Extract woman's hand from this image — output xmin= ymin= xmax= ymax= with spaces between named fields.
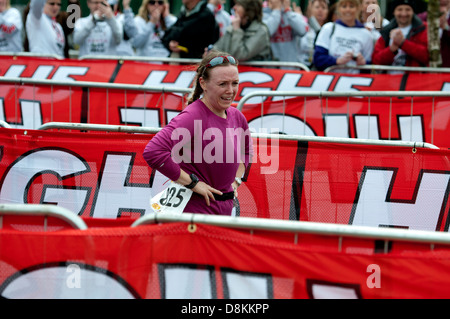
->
xmin=122 ymin=0 xmax=131 ymax=10
xmin=336 ymin=51 xmax=353 ymax=65
xmin=231 ymin=14 xmax=241 ymax=30
xmin=97 ymin=0 xmax=114 ymax=19
xmin=192 ymin=181 xmax=222 ymax=206
xmin=169 ymin=40 xmax=181 ymax=52
xmin=354 ymin=52 xmax=366 ymax=65
xmin=150 ymin=6 xmax=162 ymax=24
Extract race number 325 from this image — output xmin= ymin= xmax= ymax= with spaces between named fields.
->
xmin=150 ymin=182 xmax=193 ymax=214
xmin=160 ymin=186 xmax=187 ymax=208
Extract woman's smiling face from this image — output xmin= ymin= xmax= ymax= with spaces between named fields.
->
xmin=200 ymin=64 xmax=239 ymax=116
xmin=338 ymin=0 xmax=359 ymax=25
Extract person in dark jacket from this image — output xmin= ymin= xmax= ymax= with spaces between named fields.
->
xmin=372 ymin=0 xmax=429 ymax=68
xmin=162 ymin=0 xmax=220 ymax=58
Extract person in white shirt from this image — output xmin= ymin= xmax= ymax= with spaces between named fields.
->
xmin=26 ymin=0 xmax=65 ymax=57
xmin=73 ymin=0 xmax=123 ymax=58
xmin=297 ymin=0 xmax=329 ymax=68
xmin=207 ymin=0 xmax=231 ymax=37
xmin=263 ymin=0 xmax=308 ymax=62
xmin=313 ymin=0 xmax=374 ymax=73
xmin=110 ymin=0 xmax=136 ymax=56
xmin=0 ymin=0 xmax=23 ymax=52
xmin=132 ymin=0 xmax=177 ymax=57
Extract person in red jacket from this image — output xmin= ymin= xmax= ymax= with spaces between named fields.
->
xmin=372 ymin=0 xmax=429 ymax=69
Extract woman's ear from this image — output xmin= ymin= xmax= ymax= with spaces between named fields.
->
xmin=199 ymin=77 xmax=206 ymax=91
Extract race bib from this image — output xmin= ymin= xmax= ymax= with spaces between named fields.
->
xmin=150 ymin=181 xmax=193 ymax=214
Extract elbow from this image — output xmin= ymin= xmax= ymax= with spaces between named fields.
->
xmin=143 ymin=144 xmax=159 ymax=168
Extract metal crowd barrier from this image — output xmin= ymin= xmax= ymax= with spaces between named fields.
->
xmin=0 ymin=120 xmax=11 ymax=128
xmin=3 ymin=52 xmax=450 ymax=74
xmin=0 ymin=204 xmax=88 ymax=230
xmin=0 ymin=77 xmax=191 ymax=127
xmin=79 ymin=55 xmax=311 ymax=71
xmin=236 ymin=90 xmax=450 ymax=145
xmin=0 ymin=52 xmax=64 ymax=60
xmin=132 ymin=212 xmax=450 ymax=252
xmin=38 ymin=122 xmax=161 ymax=134
xmin=36 ymin=122 xmax=438 ymax=150
xmin=2 ymin=201 xmax=450 ymax=252
xmin=0 ymin=77 xmax=447 ymax=145
xmin=236 ymin=90 xmax=450 ymax=110
xmin=324 ymin=64 xmax=450 ymax=73
xmin=6 ymin=52 xmax=450 ymax=73
xmin=0 ymin=77 xmax=192 ymax=95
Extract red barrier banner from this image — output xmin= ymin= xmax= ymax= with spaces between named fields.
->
xmin=0 ymin=56 xmax=449 ymax=148
xmin=1 ymin=220 xmax=450 ymax=299
xmin=0 ymin=83 xmax=449 ymax=148
xmin=0 ymin=128 xmax=448 ymax=231
xmin=1 ymin=55 xmax=450 ymax=92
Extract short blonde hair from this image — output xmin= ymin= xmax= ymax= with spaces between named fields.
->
xmin=337 ymin=0 xmax=361 ymax=7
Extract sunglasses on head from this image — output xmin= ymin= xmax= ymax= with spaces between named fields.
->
xmin=205 ymin=55 xmax=237 ymax=68
xmin=148 ymin=0 xmax=164 ymax=4
xmin=47 ymin=1 xmax=62 ymax=5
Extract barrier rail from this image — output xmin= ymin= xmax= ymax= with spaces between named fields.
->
xmin=3 ymin=52 xmax=450 ymax=74
xmin=36 ymin=122 xmax=438 ymax=150
xmin=324 ymin=64 xmax=450 ymax=73
xmin=0 ymin=77 xmax=192 ymax=95
xmin=236 ymin=90 xmax=450 ymax=145
xmin=132 ymin=212 xmax=450 ymax=252
xmin=0 ymin=120 xmax=11 ymax=128
xmin=38 ymin=122 xmax=162 ymax=134
xmin=0 ymin=77 xmax=192 ymax=128
xmin=2 ymin=200 xmax=450 ymax=251
xmin=1 ymin=77 xmax=448 ymax=146
xmin=79 ymin=55 xmax=311 ymax=71
xmin=0 ymin=204 xmax=88 ymax=230
xmin=0 ymin=52 xmax=63 ymax=60
xmin=237 ymin=90 xmax=450 ymax=110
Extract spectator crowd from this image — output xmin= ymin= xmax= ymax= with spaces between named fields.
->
xmin=0 ymin=0 xmax=449 ymax=69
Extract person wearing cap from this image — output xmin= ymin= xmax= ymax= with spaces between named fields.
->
xmin=0 ymin=0 xmax=23 ymax=52
xmin=73 ymin=0 xmax=123 ymax=58
xmin=25 ymin=0 xmax=65 ymax=57
xmin=211 ymin=0 xmax=272 ymax=61
xmin=313 ymin=0 xmax=374 ymax=73
xmin=143 ymin=50 xmax=253 ymax=216
xmin=372 ymin=0 xmax=429 ymax=69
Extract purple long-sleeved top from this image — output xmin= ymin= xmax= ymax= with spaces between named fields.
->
xmin=143 ymin=99 xmax=253 ymax=215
